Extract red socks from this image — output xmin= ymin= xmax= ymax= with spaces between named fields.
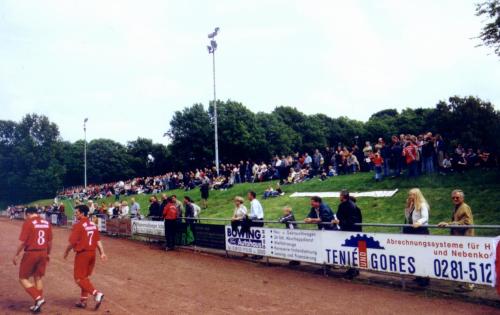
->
xmin=25 ymin=287 xmax=42 ymax=301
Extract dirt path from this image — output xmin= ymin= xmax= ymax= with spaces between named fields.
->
xmin=0 ymin=219 xmax=498 ymax=314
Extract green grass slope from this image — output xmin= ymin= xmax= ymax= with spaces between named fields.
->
xmin=31 ymin=169 xmax=500 ymax=235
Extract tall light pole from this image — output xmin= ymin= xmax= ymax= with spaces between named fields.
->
xmin=207 ymin=27 xmax=220 ymax=175
xmin=83 ymin=118 xmax=88 ymax=192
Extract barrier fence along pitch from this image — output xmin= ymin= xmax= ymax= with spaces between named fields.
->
xmin=5 ymin=213 xmax=499 ymax=288
xmin=191 ymin=217 xmax=499 ymax=287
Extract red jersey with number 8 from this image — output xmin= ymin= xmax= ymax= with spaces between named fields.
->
xmin=69 ymin=217 xmax=100 ymax=252
xmin=19 ymin=216 xmax=53 ymax=251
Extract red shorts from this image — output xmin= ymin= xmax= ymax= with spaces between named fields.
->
xmin=74 ymin=251 xmax=96 ymax=280
xmin=19 ymin=251 xmax=48 ymax=279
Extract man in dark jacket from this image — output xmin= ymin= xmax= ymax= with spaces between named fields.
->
xmin=332 ymin=189 xmax=362 ymax=278
xmin=391 ymin=136 xmax=403 ymax=177
xmin=304 ymin=196 xmax=335 ymax=230
xmin=148 ymin=196 xmax=161 ymax=221
xmin=334 ymin=190 xmax=362 ymax=232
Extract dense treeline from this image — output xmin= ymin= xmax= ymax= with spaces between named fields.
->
xmin=0 ymin=96 xmax=498 ymax=204
xmin=170 ymin=96 xmax=500 ymax=168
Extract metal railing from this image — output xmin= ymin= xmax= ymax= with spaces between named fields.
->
xmin=164 ymin=216 xmax=500 ymax=230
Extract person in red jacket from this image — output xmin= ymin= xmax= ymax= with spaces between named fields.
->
xmin=371 ymin=152 xmax=384 ymax=181
xmin=12 ymin=206 xmax=52 ymax=313
xmin=403 ymin=139 xmax=419 ymax=178
xmin=163 ymin=197 xmax=178 ymax=251
xmin=64 ymin=205 xmax=107 ymax=310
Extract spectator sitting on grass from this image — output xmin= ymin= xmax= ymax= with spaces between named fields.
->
xmin=287 ymin=168 xmax=298 ymax=184
xmin=441 ymin=154 xmax=453 ymax=174
xmin=327 ymin=165 xmax=335 ymax=177
xmin=263 ymin=183 xmax=284 ymax=199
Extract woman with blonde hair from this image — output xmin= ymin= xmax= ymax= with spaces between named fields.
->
xmin=403 ymin=188 xmax=430 ymax=234
xmin=119 ymin=200 xmax=129 ymax=218
xmin=231 ymin=196 xmax=248 ymax=231
xmin=232 ymin=196 xmax=247 ymax=222
xmin=403 ymin=188 xmax=430 ymax=286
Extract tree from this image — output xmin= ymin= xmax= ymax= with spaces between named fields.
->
xmin=167 ymin=104 xmax=213 ymax=169
xmin=0 ymin=114 xmax=65 ymax=203
xmin=209 ymin=100 xmax=266 ymax=162
xmin=86 ymin=139 xmax=134 ymax=184
xmin=370 ymin=109 xmax=399 ymax=119
xmin=255 ymin=112 xmax=298 ymax=159
xmin=431 ymin=96 xmax=500 ymax=149
xmin=127 ymin=138 xmax=171 ymax=176
xmin=58 ymin=140 xmax=84 ymax=187
xmin=476 ymin=0 xmax=500 ymax=57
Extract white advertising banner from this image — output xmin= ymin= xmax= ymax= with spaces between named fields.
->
xmin=225 ymin=226 xmax=495 ymax=286
xmin=97 ymin=217 xmax=107 ymax=232
xmin=268 ymin=229 xmax=322 ymax=264
xmin=132 ymin=219 xmax=164 ymax=236
xmin=321 ymin=232 xmax=494 ymax=286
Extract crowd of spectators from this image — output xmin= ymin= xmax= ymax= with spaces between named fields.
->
xmin=53 ymin=132 xmax=496 ymax=202
xmin=6 ymin=203 xmax=66 ymax=222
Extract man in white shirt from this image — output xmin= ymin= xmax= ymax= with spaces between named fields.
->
xmin=247 ymin=191 xmax=265 ymax=259
xmin=247 ymin=191 xmax=264 ymax=227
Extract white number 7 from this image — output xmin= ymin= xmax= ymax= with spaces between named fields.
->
xmin=87 ymin=231 xmax=94 ymax=246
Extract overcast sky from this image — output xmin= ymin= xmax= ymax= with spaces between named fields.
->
xmin=1 ymin=0 xmax=499 ymax=144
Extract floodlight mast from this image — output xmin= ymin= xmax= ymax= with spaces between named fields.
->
xmin=207 ymin=27 xmax=220 ymax=176
xmin=83 ymin=118 xmax=88 ymax=192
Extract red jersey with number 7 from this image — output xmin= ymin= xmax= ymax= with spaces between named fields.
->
xmin=69 ymin=217 xmax=100 ymax=252
xmin=19 ymin=215 xmax=53 ymax=251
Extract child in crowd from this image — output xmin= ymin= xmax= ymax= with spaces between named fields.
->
xmin=327 ymin=165 xmax=335 ymax=177
xmin=441 ymin=153 xmax=452 ymax=174
xmin=279 ymin=206 xmax=297 ymax=229
xmin=372 ymin=152 xmax=384 ymax=181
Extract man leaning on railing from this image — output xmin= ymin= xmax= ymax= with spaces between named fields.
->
xmin=438 ymin=189 xmax=475 ymax=292
xmin=304 ymin=196 xmax=335 ymax=230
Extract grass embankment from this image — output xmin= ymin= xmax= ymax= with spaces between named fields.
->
xmin=31 ymin=169 xmax=500 ymax=235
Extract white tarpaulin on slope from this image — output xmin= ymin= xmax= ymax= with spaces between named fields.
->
xmin=290 ymin=189 xmax=398 ymax=198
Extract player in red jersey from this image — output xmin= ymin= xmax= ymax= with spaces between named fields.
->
xmin=12 ymin=206 xmax=52 ymax=313
xmin=64 ymin=204 xmax=107 ymax=310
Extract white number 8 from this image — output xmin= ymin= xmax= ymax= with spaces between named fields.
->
xmin=37 ymin=230 xmax=46 ymax=245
